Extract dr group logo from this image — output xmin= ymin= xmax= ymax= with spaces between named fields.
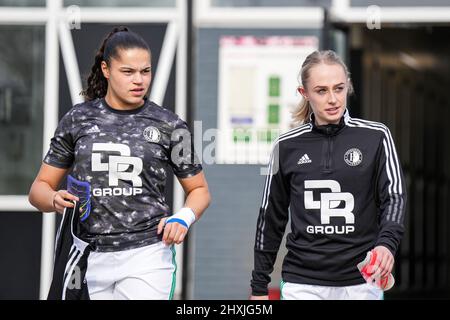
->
xmin=304 ymin=180 xmax=355 ymax=235
xmin=91 ymin=143 xmax=143 ymax=197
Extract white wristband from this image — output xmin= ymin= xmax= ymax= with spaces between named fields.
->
xmin=166 ymin=207 xmax=196 ymax=229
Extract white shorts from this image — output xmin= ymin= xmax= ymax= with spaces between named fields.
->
xmin=280 ymin=281 xmax=384 ymax=300
xmin=85 ymin=242 xmax=176 ymax=300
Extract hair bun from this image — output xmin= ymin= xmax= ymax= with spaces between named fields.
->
xmin=112 ymin=26 xmax=129 ymax=33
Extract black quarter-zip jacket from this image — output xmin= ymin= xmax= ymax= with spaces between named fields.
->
xmin=251 ymin=110 xmax=406 ymax=295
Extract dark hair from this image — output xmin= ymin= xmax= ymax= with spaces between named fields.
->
xmin=82 ymin=26 xmax=151 ymax=101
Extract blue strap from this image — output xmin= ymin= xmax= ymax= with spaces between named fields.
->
xmin=165 ymin=218 xmax=188 ymax=228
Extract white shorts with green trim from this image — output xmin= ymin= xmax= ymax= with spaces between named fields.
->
xmin=85 ymin=241 xmax=177 ymax=300
xmin=280 ymin=281 xmax=383 ymax=300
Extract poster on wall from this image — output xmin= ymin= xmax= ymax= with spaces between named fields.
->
xmin=217 ymin=35 xmax=319 ymax=165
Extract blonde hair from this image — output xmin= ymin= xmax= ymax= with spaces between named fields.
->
xmin=292 ymin=50 xmax=354 ymax=126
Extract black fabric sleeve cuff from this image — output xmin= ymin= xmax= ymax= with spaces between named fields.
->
xmin=43 ymin=158 xmax=73 ymax=169
xmin=174 ymin=166 xmax=203 ymax=179
xmin=250 ymin=249 xmax=278 ymax=296
xmin=250 ymin=279 xmax=269 ymax=296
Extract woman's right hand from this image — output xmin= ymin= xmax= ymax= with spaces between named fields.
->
xmin=52 ymin=190 xmax=79 ymax=214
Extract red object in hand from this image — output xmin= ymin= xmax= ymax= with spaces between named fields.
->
xmin=357 ymin=250 xmax=395 ymax=291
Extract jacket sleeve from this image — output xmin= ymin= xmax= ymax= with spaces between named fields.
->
xmin=375 ymin=127 xmax=407 ymax=256
xmin=251 ymin=143 xmax=290 ymax=296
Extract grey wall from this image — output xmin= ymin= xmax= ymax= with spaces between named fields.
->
xmin=191 ymin=28 xmax=321 ymax=299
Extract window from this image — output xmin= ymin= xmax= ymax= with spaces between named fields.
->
xmin=0 ymin=26 xmax=45 ymax=195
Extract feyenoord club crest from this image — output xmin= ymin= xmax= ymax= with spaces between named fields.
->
xmin=143 ymin=126 xmax=161 ymax=143
xmin=344 ymin=148 xmax=363 ymax=166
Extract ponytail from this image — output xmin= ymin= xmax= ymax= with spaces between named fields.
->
xmin=292 ymin=98 xmax=313 ymax=127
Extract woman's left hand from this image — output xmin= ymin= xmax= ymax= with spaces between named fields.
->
xmin=157 ymin=217 xmax=188 ymax=245
xmin=371 ymin=245 xmax=395 ymax=279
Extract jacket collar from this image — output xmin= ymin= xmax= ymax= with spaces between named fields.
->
xmin=310 ymin=108 xmax=350 ymax=136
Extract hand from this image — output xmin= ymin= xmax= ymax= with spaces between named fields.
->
xmin=157 ymin=217 xmax=188 ymax=245
xmin=250 ymin=295 xmax=269 ymax=300
xmin=369 ymin=246 xmax=395 ymax=280
xmin=52 ymin=190 xmax=79 ymax=214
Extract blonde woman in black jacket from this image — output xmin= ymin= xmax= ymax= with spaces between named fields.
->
xmin=250 ymin=50 xmax=406 ymax=300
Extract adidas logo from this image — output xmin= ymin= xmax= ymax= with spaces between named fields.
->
xmin=298 ymin=154 xmax=312 ymax=165
xmin=86 ymin=125 xmax=100 ymax=134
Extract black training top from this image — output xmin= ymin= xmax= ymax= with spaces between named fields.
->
xmin=44 ymin=98 xmax=202 ymax=252
xmin=251 ymin=109 xmax=406 ymax=295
